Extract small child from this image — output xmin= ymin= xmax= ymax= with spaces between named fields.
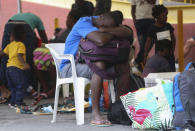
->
xmin=144 ymin=5 xmax=176 ymax=71
xmin=142 ymin=39 xmax=172 ymax=77
xmin=0 ymin=24 xmax=30 ymax=107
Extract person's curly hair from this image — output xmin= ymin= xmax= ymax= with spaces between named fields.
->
xmin=12 ymin=24 xmax=25 ymax=41
xmin=152 ymin=5 xmax=167 ymax=19
xmin=104 ymin=10 xmax=123 ymax=26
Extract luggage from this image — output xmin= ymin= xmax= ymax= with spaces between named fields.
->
xmin=77 ymin=39 xmax=131 ymax=79
xmin=120 ymin=80 xmax=174 ymax=129
xmin=173 ymin=62 xmax=195 ymax=130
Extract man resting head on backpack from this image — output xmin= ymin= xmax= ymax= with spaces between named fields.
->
xmin=60 ymin=10 xmax=133 ymax=126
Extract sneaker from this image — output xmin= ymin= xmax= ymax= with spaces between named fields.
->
xmin=8 ymin=103 xmax=17 ymax=109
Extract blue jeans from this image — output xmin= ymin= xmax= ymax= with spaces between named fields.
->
xmin=135 ymin=19 xmax=155 ymax=65
xmin=6 ymin=67 xmax=28 ymax=105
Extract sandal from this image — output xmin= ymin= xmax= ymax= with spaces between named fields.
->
xmin=40 ymin=93 xmax=48 ymax=99
xmin=34 ymin=93 xmax=48 ymax=100
xmin=0 ymin=97 xmax=10 ymax=104
xmin=32 ymin=93 xmax=48 ymax=106
xmin=91 ymin=119 xmax=112 ymax=127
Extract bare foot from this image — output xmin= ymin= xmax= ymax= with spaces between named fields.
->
xmin=91 ymin=113 xmax=111 ymax=126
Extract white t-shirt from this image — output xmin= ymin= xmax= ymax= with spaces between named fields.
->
xmin=131 ymin=0 xmax=155 ymax=20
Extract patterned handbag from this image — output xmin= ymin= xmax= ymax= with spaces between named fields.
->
xmin=120 ymin=80 xmax=174 ymax=129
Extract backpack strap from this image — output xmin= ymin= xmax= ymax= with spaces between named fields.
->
xmin=185 ymin=62 xmax=195 ymax=71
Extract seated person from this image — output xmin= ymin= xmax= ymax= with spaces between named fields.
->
xmin=184 ymin=36 xmax=195 ymax=58
xmin=49 ymin=28 xmax=62 ymax=43
xmin=49 ymin=9 xmax=82 ymax=43
xmin=142 ymin=39 xmax=172 ymax=77
xmin=60 ymin=10 xmax=133 ymax=126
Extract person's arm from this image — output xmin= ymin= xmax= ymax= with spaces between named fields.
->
xmin=144 ymin=37 xmax=152 ymax=65
xmin=17 ymin=53 xmax=30 ymax=70
xmin=171 ymin=32 xmax=176 ymax=53
xmin=38 ymin=30 xmax=48 ymax=44
xmin=184 ymin=37 xmax=195 ymax=58
xmin=87 ymin=25 xmax=133 ymax=46
xmin=146 ymin=0 xmax=156 ymax=4
xmin=0 ymin=51 xmax=7 ymax=57
xmin=131 ymin=5 xmax=136 ymax=24
xmin=99 ymin=25 xmax=133 ymax=40
xmin=86 ymin=31 xmax=114 ymax=46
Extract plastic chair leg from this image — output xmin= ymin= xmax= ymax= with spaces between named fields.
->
xmin=74 ymin=79 xmax=85 ymax=125
xmin=108 ymin=80 xmax=116 ymax=103
xmin=62 ymin=84 xmax=69 ymax=98
xmin=51 ymin=85 xmax=61 ymax=123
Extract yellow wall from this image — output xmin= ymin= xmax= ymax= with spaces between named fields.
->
xmin=22 ymin=0 xmax=195 ymax=23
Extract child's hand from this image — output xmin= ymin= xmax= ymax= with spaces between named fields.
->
xmin=23 ymin=63 xmax=31 ymax=70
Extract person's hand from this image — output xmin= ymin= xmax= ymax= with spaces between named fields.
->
xmin=99 ymin=27 xmax=106 ymax=33
xmin=133 ymin=19 xmax=136 ymax=25
xmin=186 ymin=38 xmax=195 ymax=47
xmin=23 ymin=63 xmax=31 ymax=70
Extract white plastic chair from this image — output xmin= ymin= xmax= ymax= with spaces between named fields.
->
xmin=45 ymin=43 xmax=90 ymax=125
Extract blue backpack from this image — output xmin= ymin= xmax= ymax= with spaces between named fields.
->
xmin=173 ymin=62 xmax=195 ymax=130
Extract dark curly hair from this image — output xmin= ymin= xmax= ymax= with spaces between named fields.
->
xmin=104 ymin=10 xmax=123 ymax=26
xmin=152 ymin=5 xmax=167 ymax=19
xmin=11 ymin=24 xmax=25 ymax=41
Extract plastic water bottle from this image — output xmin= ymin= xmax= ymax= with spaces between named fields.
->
xmin=99 ymin=94 xmax=104 ymax=112
xmin=88 ymin=89 xmax=92 ymax=112
xmin=88 ymin=89 xmax=104 ymax=112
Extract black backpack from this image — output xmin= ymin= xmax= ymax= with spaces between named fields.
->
xmin=107 ymin=99 xmax=132 ymax=125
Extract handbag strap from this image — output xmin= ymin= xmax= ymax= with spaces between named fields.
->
xmin=185 ymin=62 xmax=195 ymax=71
